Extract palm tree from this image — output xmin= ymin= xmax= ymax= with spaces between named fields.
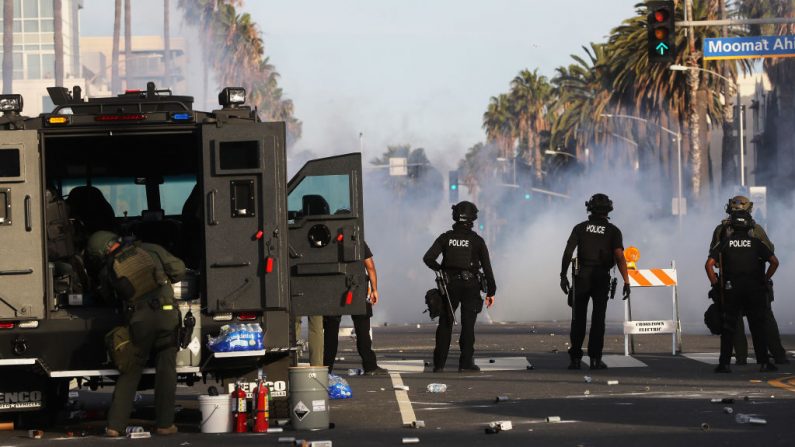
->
xmin=111 ymin=0 xmax=121 ymax=93
xmin=124 ymin=0 xmax=132 ymax=90
xmin=509 ymin=69 xmax=553 ymax=180
xmin=2 ymin=0 xmax=13 ymax=94
xmin=54 ymin=0 xmax=63 ymax=87
xmin=177 ymin=0 xmax=302 ymax=143
xmin=482 ymin=94 xmax=515 ymax=159
xmin=603 ymin=0 xmax=737 ymax=198
xmin=164 ymin=0 xmax=171 ymax=89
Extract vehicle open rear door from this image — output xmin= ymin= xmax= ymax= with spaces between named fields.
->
xmin=201 ymin=122 xmax=289 ymax=313
xmin=0 ymin=130 xmax=45 ymax=320
xmin=287 ymin=153 xmax=367 ymax=317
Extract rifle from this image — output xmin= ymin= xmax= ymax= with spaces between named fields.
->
xmin=435 ymin=270 xmax=457 ymax=325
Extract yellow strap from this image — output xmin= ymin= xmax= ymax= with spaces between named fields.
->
xmin=162 ymin=305 xmax=173 ymax=310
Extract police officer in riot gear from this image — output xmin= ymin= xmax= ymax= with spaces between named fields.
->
xmin=87 ymin=231 xmax=186 ymax=437
xmin=560 ymin=194 xmax=630 ymax=370
xmin=423 ymin=201 xmax=496 ymax=372
xmin=706 ymin=211 xmax=779 ymax=373
xmin=709 ymin=195 xmax=788 ymax=365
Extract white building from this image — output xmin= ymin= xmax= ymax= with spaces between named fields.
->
xmin=0 ymin=0 xmax=84 ymax=116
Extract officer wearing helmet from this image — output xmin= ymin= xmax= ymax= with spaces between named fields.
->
xmin=423 ymin=201 xmax=496 ymax=372
xmin=86 ymin=231 xmax=186 ymax=437
xmin=706 ymin=209 xmax=779 ymax=373
xmin=560 ymin=193 xmax=630 ymax=370
xmin=708 ymin=195 xmax=788 ymax=365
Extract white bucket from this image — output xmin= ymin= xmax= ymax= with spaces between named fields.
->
xmin=198 ymin=394 xmax=233 ymax=433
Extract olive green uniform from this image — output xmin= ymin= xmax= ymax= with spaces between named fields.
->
xmin=103 ymin=243 xmax=186 ymax=432
xmin=294 ymin=315 xmax=324 ymax=366
xmin=709 ymin=221 xmax=787 ymax=364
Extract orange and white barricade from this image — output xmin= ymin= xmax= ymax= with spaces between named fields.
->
xmin=624 ymin=262 xmax=682 ymax=356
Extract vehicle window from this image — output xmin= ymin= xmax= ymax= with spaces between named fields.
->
xmin=161 ymin=176 xmax=196 ymax=216
xmin=63 ymin=175 xmax=196 ymax=217
xmin=0 ymin=148 xmax=21 ymax=178
xmin=63 ymin=178 xmax=145 ymax=217
xmin=219 ymin=141 xmax=260 ymax=170
xmin=288 ymin=174 xmax=350 ymax=222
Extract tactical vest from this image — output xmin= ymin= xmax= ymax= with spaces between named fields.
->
xmin=442 ymin=231 xmax=475 ymax=271
xmin=109 ymin=243 xmax=166 ymax=303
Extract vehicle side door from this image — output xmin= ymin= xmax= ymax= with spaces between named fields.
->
xmin=0 ymin=130 xmax=45 ymax=320
xmin=200 ymin=122 xmax=288 ymax=313
xmin=288 ymin=153 xmax=366 ymax=317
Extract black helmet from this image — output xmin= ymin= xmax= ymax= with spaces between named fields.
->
xmin=87 ymin=230 xmax=120 ymax=260
xmin=452 ymin=201 xmax=478 ymax=223
xmin=586 ymin=193 xmax=613 ymax=215
xmin=725 ymin=195 xmax=753 ymax=214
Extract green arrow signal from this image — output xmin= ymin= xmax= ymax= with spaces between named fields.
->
xmin=656 ymin=42 xmax=669 ymax=55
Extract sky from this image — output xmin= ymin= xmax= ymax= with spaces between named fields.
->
xmin=80 ymin=0 xmax=639 ymax=167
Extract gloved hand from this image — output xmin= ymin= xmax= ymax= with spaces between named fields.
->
xmin=560 ymin=275 xmax=570 ymax=295
xmin=622 ymin=283 xmax=631 ymax=300
xmin=708 ymin=283 xmax=719 ymax=301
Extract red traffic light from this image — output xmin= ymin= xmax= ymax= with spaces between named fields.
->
xmin=653 ymin=9 xmax=669 ymax=23
xmin=654 ymin=28 xmax=669 ymax=40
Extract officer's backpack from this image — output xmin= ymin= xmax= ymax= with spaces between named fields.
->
xmin=109 ymin=242 xmax=164 ymax=302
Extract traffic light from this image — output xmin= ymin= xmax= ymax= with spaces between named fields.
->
xmin=647 ymin=1 xmax=675 ymax=63
xmin=448 ymin=170 xmax=459 ymax=203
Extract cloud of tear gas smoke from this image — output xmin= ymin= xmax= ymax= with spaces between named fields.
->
xmin=358 ymin=146 xmax=794 ymax=335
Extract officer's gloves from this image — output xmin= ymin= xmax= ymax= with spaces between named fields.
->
xmin=622 ymin=283 xmax=631 ymax=300
xmin=708 ymin=283 xmax=719 ymax=301
xmin=560 ymin=274 xmax=570 ymax=295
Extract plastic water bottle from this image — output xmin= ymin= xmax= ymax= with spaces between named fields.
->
xmin=735 ymin=413 xmax=751 ymax=424
xmin=125 ymin=426 xmax=145 ymax=435
xmin=348 ymin=368 xmax=363 ymax=376
xmin=426 ymin=383 xmax=447 ymax=393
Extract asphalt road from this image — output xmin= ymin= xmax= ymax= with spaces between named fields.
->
xmin=2 ymin=321 xmax=794 ymax=446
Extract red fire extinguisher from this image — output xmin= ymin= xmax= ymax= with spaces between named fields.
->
xmin=252 ymin=379 xmax=270 ymax=432
xmin=233 ymin=383 xmax=248 ymax=433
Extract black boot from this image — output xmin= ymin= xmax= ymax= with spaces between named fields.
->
xmin=458 ymin=364 xmax=481 ymax=372
xmin=567 ymin=358 xmax=581 ymax=370
xmin=714 ymin=363 xmax=732 ymax=373
xmin=589 ymin=358 xmax=608 ymax=370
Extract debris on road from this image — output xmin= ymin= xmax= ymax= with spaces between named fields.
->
xmin=723 ymin=407 xmax=734 ymax=414
xmin=409 ymin=420 xmax=425 ymax=429
xmin=584 ymin=390 xmax=591 ymax=396
xmin=700 ymin=423 xmax=710 ymax=431
xmin=395 ymin=385 xmax=410 ymax=391
xmin=495 ymin=395 xmax=509 ymax=402
xmin=735 ymin=414 xmax=767 ymax=425
xmin=277 ymin=437 xmax=295 ymax=443
xmin=485 ymin=420 xmax=513 ymax=433
xmin=584 ymin=376 xmax=592 ymax=383
xmin=426 ymin=383 xmax=447 ymax=393
xmin=28 ymin=429 xmax=44 ymax=439
xmin=546 ymin=416 xmax=561 ymax=423
xmin=607 ymin=380 xmax=619 ymax=386
xmin=711 ymin=398 xmax=734 ymax=404
xmin=402 ymin=437 xmax=420 ymax=444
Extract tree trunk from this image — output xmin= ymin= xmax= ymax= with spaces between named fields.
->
xmin=112 ymin=0 xmax=121 ymax=93
xmin=164 ymin=0 xmax=171 ymax=89
xmin=124 ymin=0 xmax=131 ymax=90
xmin=686 ymin=0 xmax=702 ymax=201
xmin=54 ymin=0 xmax=63 ymax=87
xmin=2 ymin=0 xmax=13 ymax=94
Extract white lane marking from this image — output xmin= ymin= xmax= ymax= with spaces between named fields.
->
xmin=683 ymin=352 xmax=753 ymax=365
xmin=380 ymin=360 xmax=426 ymax=373
xmin=389 ymin=372 xmax=417 ymax=426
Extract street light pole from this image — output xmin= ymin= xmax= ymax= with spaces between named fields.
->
xmin=670 ymin=64 xmax=745 ymax=187
xmin=600 ymin=113 xmax=684 ymax=229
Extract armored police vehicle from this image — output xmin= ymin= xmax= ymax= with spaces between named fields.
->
xmin=0 ymin=83 xmax=368 ymax=424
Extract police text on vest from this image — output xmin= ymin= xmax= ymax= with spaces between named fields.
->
xmin=586 ymin=225 xmax=606 ymax=234
xmin=449 ymin=239 xmax=470 ymax=247
xmin=729 ymin=240 xmax=751 ymax=248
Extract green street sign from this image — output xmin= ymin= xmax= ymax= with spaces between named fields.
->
xmin=656 ymin=42 xmax=669 ymax=55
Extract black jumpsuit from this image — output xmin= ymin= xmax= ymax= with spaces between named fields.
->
xmin=709 ymin=232 xmax=774 ymax=366
xmin=561 ymin=217 xmax=623 ymax=362
xmin=423 ymin=223 xmax=496 ymax=370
